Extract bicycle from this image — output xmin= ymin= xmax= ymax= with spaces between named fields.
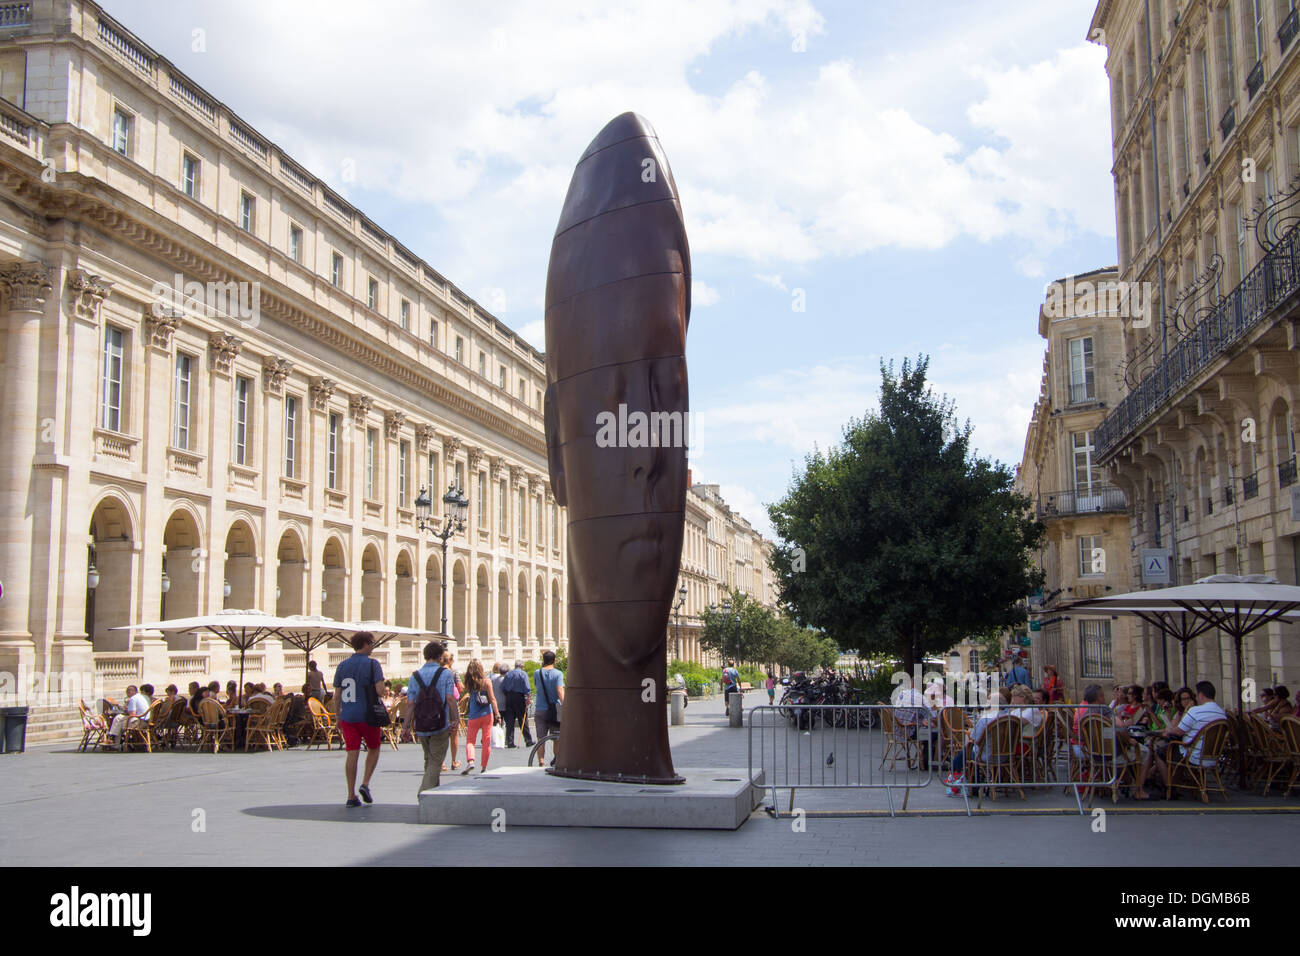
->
xmin=527 ymin=731 xmax=560 ymax=767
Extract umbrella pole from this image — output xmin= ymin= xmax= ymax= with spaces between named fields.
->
xmin=1181 ymin=641 xmax=1188 ymax=689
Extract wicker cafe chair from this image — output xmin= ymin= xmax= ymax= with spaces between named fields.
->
xmin=1248 ymin=716 xmax=1292 ymax=796
xmin=246 ymin=697 xmax=285 ymax=752
xmin=196 ymin=698 xmax=235 ymax=754
xmin=77 ymin=700 xmax=109 ymax=753
xmin=878 ymin=707 xmax=919 ymax=771
xmin=305 ymin=697 xmax=340 ymax=750
xmin=156 ymin=698 xmax=190 ymax=749
xmin=938 ymin=707 xmax=968 ymax=768
xmin=1023 ymin=712 xmax=1053 ymax=784
xmin=1224 ymin=712 xmax=1257 ymax=785
xmin=121 ymin=699 xmax=164 ymax=753
xmin=972 ymin=715 xmax=1025 ymax=809
xmin=383 ymin=698 xmax=407 ymax=751
xmin=176 ymin=699 xmax=203 ymax=750
xmin=1077 ymin=714 xmax=1140 ymax=807
xmin=1279 ymin=716 xmax=1300 ymax=797
xmin=1166 ymin=719 xmax=1231 ymax=804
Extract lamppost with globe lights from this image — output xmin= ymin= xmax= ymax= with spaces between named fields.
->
xmin=671 ymin=584 xmax=687 ymax=661
xmin=415 ymin=482 xmax=469 ymax=635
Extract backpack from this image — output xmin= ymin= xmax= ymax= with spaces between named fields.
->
xmin=410 ymin=667 xmax=448 ymax=734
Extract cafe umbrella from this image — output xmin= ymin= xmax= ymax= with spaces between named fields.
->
xmin=1066 ymin=575 xmax=1300 ymax=709
xmin=275 ymin=614 xmax=351 ymax=684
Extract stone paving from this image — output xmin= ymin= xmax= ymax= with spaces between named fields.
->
xmin=1 ymin=690 xmax=1297 ymax=866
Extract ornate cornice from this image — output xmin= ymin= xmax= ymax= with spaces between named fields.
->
xmin=67 ymin=268 xmax=113 ymax=324
xmin=263 ymin=356 xmax=292 ymax=395
xmin=208 ymin=331 xmax=243 ymax=375
xmin=0 ymin=260 xmax=52 ymax=313
xmin=310 ymin=376 xmax=337 ymax=411
xmin=385 ymin=409 xmax=406 ymax=441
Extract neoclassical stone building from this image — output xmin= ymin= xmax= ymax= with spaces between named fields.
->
xmin=1088 ymin=0 xmax=1300 ymax=690
xmin=1016 ymin=267 xmax=1141 ymax=701
xmin=0 ymin=0 xmax=566 ymax=701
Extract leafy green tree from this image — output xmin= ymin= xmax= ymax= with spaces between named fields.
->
xmin=767 ymin=355 xmax=1044 ymax=672
xmin=699 ymin=588 xmax=775 ymax=666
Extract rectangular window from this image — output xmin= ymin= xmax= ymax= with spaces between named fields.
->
xmin=1067 ymin=337 xmax=1095 ymax=403
xmin=498 ymin=479 xmax=508 ymax=533
xmin=478 ymin=352 xmax=486 ymax=377
xmin=1221 ymin=5 xmax=1237 ymax=103
xmin=181 ymin=153 xmax=199 ymax=199
xmin=100 ymin=326 xmax=124 ymax=432
xmin=399 ymin=440 xmax=409 ymax=508
xmin=518 ymin=487 xmax=526 ymax=538
xmin=1079 ymin=619 xmax=1114 ymax=678
xmin=366 ymin=428 xmax=377 ymax=499
xmin=1251 ymin=0 xmax=1264 ymax=63
xmin=331 ymin=252 xmax=343 ymax=288
xmin=1201 ymin=48 xmax=1213 ymax=146
xmin=428 ymin=451 xmax=439 ymax=497
xmin=499 ymin=366 xmax=507 ymax=389
xmin=111 ymin=108 xmax=131 ymax=155
xmin=240 ymin=191 xmax=255 ymax=232
xmin=328 ymin=412 xmax=340 ymax=489
xmin=234 ymin=375 xmax=251 ymax=466
xmin=536 ymin=389 xmax=542 ymax=412
xmin=455 ymin=336 xmax=464 ymax=364
xmin=284 ymin=395 xmax=298 ymax=478
xmin=367 ymin=277 xmax=378 ymax=310
xmin=173 ymin=353 xmax=192 ymax=449
xmin=1072 ymin=431 xmax=1100 ymax=498
xmin=429 ymin=319 xmax=438 ymax=349
xmin=289 ymin=224 xmax=303 ymax=264
xmin=1179 ymin=86 xmax=1190 ymax=179
xmin=518 ymin=379 xmax=526 ymax=401
xmin=551 ymin=502 xmax=557 ymax=545
xmin=536 ymin=493 xmax=543 ymax=543
xmin=1236 ymin=204 xmax=1248 ymax=283
xmin=477 ymin=472 xmax=487 ymax=528
xmin=455 ymin=461 xmax=465 ymax=493
xmin=1079 ymin=535 xmax=1104 ymax=577
xmin=400 ymin=299 xmax=410 ymax=331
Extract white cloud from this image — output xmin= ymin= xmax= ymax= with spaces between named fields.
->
xmin=518 ymin=320 xmax=545 ymax=350
xmin=717 ymin=482 xmax=776 ymax=540
xmin=692 ymin=281 xmax=720 ymax=307
xmin=754 ymin=273 xmax=789 ymax=292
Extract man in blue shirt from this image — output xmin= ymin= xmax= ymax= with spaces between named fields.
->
xmin=332 ymin=632 xmax=384 ymax=808
xmin=533 ymin=650 xmax=565 ymax=765
xmin=502 ymin=659 xmax=535 ymax=748
xmin=1003 ymin=655 xmax=1030 ymax=690
xmin=407 ymin=640 xmax=459 ymax=794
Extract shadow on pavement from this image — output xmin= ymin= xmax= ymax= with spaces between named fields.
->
xmin=242 ymin=803 xmax=422 ymax=824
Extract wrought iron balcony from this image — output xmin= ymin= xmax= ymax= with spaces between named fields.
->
xmin=1281 ymin=457 xmax=1298 ymax=489
xmin=1281 ymin=8 xmax=1299 ymax=54
xmin=1243 ymin=472 xmax=1259 ymax=499
xmin=1246 ymin=60 xmax=1265 ymax=99
xmin=1036 ymin=485 xmax=1127 ymax=519
xmin=1220 ymin=105 xmax=1236 ymax=140
xmin=1096 ymin=222 xmax=1300 ymax=459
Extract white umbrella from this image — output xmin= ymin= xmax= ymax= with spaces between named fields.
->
xmin=1067 ymin=575 xmax=1300 ymax=708
xmin=330 ymin=620 xmax=437 ymax=649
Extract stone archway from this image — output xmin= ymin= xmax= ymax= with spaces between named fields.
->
xmin=425 ymin=554 xmax=442 ymax=633
xmin=87 ymin=496 xmax=135 ymax=650
xmin=516 ymin=571 xmax=529 ymax=645
xmin=534 ymin=573 xmax=545 ymax=645
xmin=322 ymin=536 xmax=347 ymax=620
xmin=551 ymin=579 xmax=561 ymax=646
xmin=475 ymin=564 xmax=490 ymax=642
xmin=452 ymin=561 xmax=468 ymax=640
xmin=162 ymin=507 xmax=202 ymax=649
xmin=276 ymin=529 xmax=306 ymax=617
xmin=361 ymin=543 xmax=383 ymax=621
xmin=497 ymin=569 xmax=510 ymax=640
xmin=223 ymin=519 xmax=257 ymax=610
xmin=395 ymin=549 xmax=414 ymax=628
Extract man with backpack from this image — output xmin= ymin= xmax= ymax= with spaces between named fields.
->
xmin=721 ymin=660 xmax=740 ymax=717
xmin=407 ymin=639 xmax=459 ymax=795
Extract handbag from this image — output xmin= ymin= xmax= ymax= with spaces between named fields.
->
xmin=363 ymin=659 xmax=390 ymax=728
xmin=539 ymin=669 xmax=561 ymax=726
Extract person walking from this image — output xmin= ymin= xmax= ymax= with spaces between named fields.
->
xmin=721 ymin=660 xmax=740 ymax=716
xmin=533 ymin=650 xmax=565 ymax=765
xmin=407 ymin=640 xmax=459 ymax=795
xmin=765 ymin=671 xmax=776 ymax=706
xmin=1003 ymin=655 xmax=1030 ymax=689
xmin=491 ymin=662 xmax=508 ymax=730
xmin=461 ymin=659 xmax=500 ymax=774
xmin=332 ymin=632 xmax=384 ymax=808
xmin=306 ymin=660 xmax=326 ymax=702
xmin=440 ymin=649 xmax=463 ymax=771
xmin=503 ymin=659 xmax=534 ymax=748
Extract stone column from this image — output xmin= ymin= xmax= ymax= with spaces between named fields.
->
xmin=0 ymin=261 xmax=52 ymax=675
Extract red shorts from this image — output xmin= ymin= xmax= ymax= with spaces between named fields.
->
xmin=338 ymin=719 xmax=381 ymax=752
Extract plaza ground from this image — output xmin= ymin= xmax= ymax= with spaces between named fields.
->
xmin=1 ymin=690 xmax=1297 ymax=866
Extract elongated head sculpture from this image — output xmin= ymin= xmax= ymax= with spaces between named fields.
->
xmin=543 ymin=112 xmax=689 ymax=784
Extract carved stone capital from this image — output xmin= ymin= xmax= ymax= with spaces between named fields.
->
xmin=442 ymin=434 xmax=462 ymax=460
xmin=0 ymin=260 xmax=52 ymax=313
xmin=415 ymin=422 xmax=436 ymax=451
xmin=67 ymin=268 xmax=113 ymax=324
xmin=350 ymin=393 xmax=373 ymax=424
xmin=263 ymin=356 xmax=293 ymax=395
xmin=310 ymin=377 xmax=337 ymax=411
xmin=488 ymin=456 xmax=503 ymax=481
xmin=511 ymin=466 xmax=528 ymax=486
xmin=467 ymin=446 xmax=483 ymax=471
xmin=385 ymin=409 xmax=406 ymax=441
xmin=208 ymin=332 xmax=243 ymax=375
xmin=528 ymin=475 xmax=542 ymax=494
xmin=144 ymin=310 xmax=182 ymax=350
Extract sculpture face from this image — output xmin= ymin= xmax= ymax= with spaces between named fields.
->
xmin=544 ymin=112 xmax=689 ymax=784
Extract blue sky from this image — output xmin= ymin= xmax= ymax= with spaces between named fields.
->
xmin=104 ymin=0 xmax=1119 ymax=537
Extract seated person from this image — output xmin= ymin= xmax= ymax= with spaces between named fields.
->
xmin=108 ymin=684 xmax=154 ymax=744
xmin=892 ymin=681 xmax=937 ymax=768
xmin=950 ymin=692 xmax=1020 ymax=778
xmin=1070 ymin=684 xmax=1112 ymax=759
xmin=1249 ymin=687 xmax=1275 ymax=717
xmin=1269 ymin=686 xmax=1294 ymax=723
xmin=1007 ymin=683 xmax=1044 ymax=729
xmin=1137 ymin=680 xmax=1226 ymax=799
xmin=272 ymin=682 xmax=285 ymax=698
xmin=248 ymin=683 xmax=275 ymax=705
xmin=223 ymin=681 xmax=239 ymax=709
xmin=1113 ymin=685 xmax=1145 ymax=727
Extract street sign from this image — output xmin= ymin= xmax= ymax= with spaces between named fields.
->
xmin=1028 ymin=620 xmax=1041 ymax=632
xmin=1020 ymin=635 xmax=1032 ymax=646
xmin=1141 ymin=548 xmax=1171 ymax=584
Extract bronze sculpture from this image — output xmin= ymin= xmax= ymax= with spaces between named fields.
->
xmin=543 ymin=112 xmax=689 ymax=784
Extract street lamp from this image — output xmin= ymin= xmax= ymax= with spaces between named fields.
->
xmin=223 ymin=579 xmax=232 ymax=599
xmin=672 ymin=584 xmax=687 ymax=661
xmin=721 ymin=599 xmax=733 ymax=666
xmin=416 ymin=482 xmax=468 ymax=635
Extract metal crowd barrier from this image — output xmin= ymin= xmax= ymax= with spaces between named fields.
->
xmin=748 ymin=703 xmax=1128 ymax=816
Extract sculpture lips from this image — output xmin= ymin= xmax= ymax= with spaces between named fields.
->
xmin=542 ymin=112 xmax=689 ymax=784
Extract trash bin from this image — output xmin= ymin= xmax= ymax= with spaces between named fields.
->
xmin=728 ymin=691 xmax=744 ymax=728
xmin=1 ymin=706 xmax=28 ymax=753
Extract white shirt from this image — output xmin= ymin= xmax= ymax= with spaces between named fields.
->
xmin=891 ymin=687 xmax=931 ymax=726
xmin=126 ymin=693 xmax=150 ymax=718
xmin=1177 ymin=701 xmax=1227 ymax=766
xmin=1009 ymin=706 xmax=1045 ymax=728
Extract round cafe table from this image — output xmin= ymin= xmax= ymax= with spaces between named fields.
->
xmin=227 ymin=709 xmax=252 ymax=750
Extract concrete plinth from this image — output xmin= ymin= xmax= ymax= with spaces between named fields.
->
xmin=418 ymin=766 xmax=764 ymax=830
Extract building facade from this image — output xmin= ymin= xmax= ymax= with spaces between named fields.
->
xmin=0 ymin=0 xmax=566 ymax=701
xmin=672 ymin=479 xmax=778 ymax=667
xmin=1087 ymin=0 xmax=1300 ymax=691
xmin=1017 ymin=267 xmax=1140 ymax=701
